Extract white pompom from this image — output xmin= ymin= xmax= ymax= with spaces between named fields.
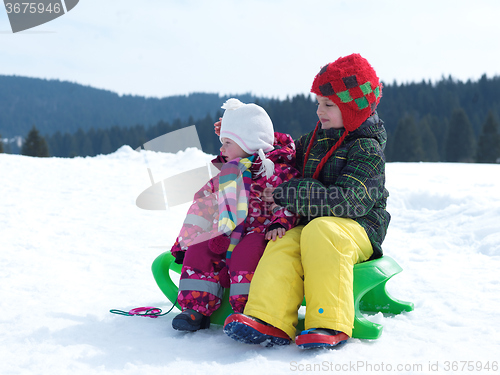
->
xmin=221 ymin=98 xmax=245 ymax=110
xmin=258 ymin=149 xmax=275 ymax=179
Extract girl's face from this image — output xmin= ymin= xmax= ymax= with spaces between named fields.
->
xmin=220 ymin=137 xmax=250 ymax=161
xmin=316 ymin=95 xmax=344 ymax=129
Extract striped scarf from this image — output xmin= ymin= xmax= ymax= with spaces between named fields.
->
xmin=217 ymin=155 xmax=255 ymax=259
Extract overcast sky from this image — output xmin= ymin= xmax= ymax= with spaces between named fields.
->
xmin=1 ymin=0 xmax=499 ymax=99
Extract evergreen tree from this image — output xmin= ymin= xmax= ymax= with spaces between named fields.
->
xmin=0 ymin=133 xmax=4 ymax=153
xmin=419 ymin=117 xmax=440 ymax=161
xmin=100 ymin=131 xmax=113 ymax=155
xmin=195 ymin=113 xmax=218 ymax=155
xmin=422 ymin=114 xmax=448 ymax=160
xmin=389 ymin=115 xmax=424 ymax=162
xmin=74 ymin=128 xmax=94 ymax=157
xmin=445 ymin=108 xmax=475 ymax=162
xmin=476 ymin=111 xmax=500 ymax=163
xmin=62 ymin=132 xmax=78 ymax=157
xmin=21 ymin=126 xmax=50 ymax=157
xmin=81 ymin=134 xmax=94 ymax=156
xmin=47 ymin=131 xmax=63 ymax=157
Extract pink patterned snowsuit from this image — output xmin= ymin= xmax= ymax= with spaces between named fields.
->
xmin=170 ymin=132 xmax=300 ymax=316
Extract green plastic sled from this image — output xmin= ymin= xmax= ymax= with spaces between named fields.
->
xmin=152 ymin=251 xmax=413 ymax=339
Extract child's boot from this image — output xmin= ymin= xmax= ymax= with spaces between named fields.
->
xmin=223 ymin=313 xmax=291 ymax=347
xmin=172 ymin=309 xmax=210 ymax=331
xmin=295 ymin=328 xmax=349 ymax=349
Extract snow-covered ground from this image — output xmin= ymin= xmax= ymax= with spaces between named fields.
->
xmin=1 ymin=146 xmax=499 ymax=375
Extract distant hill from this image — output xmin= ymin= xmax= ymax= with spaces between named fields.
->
xmin=2 ymin=74 xmax=500 ymax=163
xmin=0 ymin=75 xmax=260 ymax=138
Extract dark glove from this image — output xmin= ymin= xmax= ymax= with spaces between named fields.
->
xmin=174 ymin=251 xmax=185 ymax=265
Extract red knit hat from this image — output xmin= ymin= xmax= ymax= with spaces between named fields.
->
xmin=311 ymin=53 xmax=382 ymax=132
xmin=304 ymin=54 xmax=382 ymax=179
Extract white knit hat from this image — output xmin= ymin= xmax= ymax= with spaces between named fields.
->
xmin=220 ymin=98 xmax=274 ymax=155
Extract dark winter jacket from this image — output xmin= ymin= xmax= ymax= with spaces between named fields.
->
xmin=273 ymin=113 xmax=390 ymax=259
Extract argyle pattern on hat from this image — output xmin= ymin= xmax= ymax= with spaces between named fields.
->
xmin=319 ymin=73 xmax=380 ymax=111
xmin=311 ymin=53 xmax=382 ymax=132
xmin=319 ymin=76 xmax=381 ymax=112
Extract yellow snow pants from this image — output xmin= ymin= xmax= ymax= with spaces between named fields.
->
xmin=244 ymin=217 xmax=373 ymax=339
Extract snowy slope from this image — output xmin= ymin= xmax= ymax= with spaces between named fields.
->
xmin=1 ymin=147 xmax=499 ymax=375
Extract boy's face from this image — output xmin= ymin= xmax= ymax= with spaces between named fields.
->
xmin=220 ymin=137 xmax=250 ymax=161
xmin=316 ymin=95 xmax=344 ymax=130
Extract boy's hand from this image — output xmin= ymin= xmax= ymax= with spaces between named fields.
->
xmin=214 ymin=118 xmax=222 ymax=136
xmin=265 ymin=226 xmax=286 ymax=241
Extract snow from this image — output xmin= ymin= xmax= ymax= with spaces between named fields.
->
xmin=1 ymin=146 xmax=499 ymax=375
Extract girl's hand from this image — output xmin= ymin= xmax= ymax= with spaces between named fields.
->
xmin=265 ymin=227 xmax=286 ymax=241
xmin=214 ymin=118 xmax=222 ymax=136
